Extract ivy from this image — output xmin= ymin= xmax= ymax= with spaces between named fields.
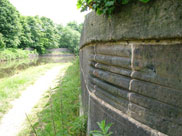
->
xmin=77 ymin=0 xmax=150 ymax=15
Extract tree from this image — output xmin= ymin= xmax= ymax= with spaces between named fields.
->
xmin=0 ymin=0 xmax=82 ymax=55
xmin=67 ymin=21 xmax=83 ymax=33
xmin=0 ymin=33 xmax=5 ymax=48
xmin=19 ymin=16 xmax=33 ymax=49
xmin=40 ymin=17 xmax=59 ymax=49
xmin=59 ymin=26 xmax=80 ymax=54
xmin=26 ymin=16 xmax=45 ymax=54
xmin=0 ymin=0 xmax=22 ymax=48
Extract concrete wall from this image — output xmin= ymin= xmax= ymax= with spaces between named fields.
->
xmin=79 ymin=1 xmax=182 ymax=135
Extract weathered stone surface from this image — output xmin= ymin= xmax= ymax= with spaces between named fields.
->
xmin=131 ymin=79 xmax=182 ymax=109
xmin=129 ymin=103 xmax=182 ymax=136
xmin=80 ymin=0 xmax=182 ymax=48
xmin=90 ymin=54 xmax=131 ymax=69
xmin=95 ymin=43 xmax=131 ymax=57
xmin=91 ymin=62 xmax=131 ymax=77
xmin=80 ymin=0 xmax=182 ymax=135
xmin=89 ymin=96 xmax=166 ymax=136
xmin=132 ymin=44 xmax=182 ymax=90
xmin=90 ymin=67 xmax=130 ymax=90
xmin=89 ymin=76 xmax=182 ymax=126
xmin=79 ymin=45 xmax=94 ymax=114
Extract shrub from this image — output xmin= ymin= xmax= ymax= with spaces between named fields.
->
xmin=77 ymin=0 xmax=150 ymax=16
xmin=0 ymin=48 xmax=38 ymax=61
xmin=90 ymin=120 xmax=113 ymax=136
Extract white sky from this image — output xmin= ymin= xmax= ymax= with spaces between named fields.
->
xmin=9 ymin=0 xmax=89 ymax=25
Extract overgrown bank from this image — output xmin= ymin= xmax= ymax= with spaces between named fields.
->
xmin=18 ymin=58 xmax=86 ymax=136
xmin=0 ymin=48 xmax=38 ymax=62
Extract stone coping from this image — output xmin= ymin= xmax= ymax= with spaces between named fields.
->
xmin=80 ymin=0 xmax=182 ymax=48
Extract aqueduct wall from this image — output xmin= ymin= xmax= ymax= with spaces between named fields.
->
xmin=79 ymin=1 xmax=182 ymax=135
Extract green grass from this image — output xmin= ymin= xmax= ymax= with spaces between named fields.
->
xmin=18 ymin=58 xmax=87 ymax=136
xmin=0 ymin=63 xmax=61 ymax=120
xmin=0 ymin=48 xmax=38 ymax=61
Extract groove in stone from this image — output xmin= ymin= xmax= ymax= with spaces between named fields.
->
xmin=90 ymin=67 xmax=130 ymax=90
xmin=90 ymin=54 xmax=132 ymax=69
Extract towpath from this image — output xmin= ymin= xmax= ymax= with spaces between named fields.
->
xmin=0 ymin=65 xmax=66 ymax=136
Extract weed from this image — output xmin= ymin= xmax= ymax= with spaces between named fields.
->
xmin=90 ymin=120 xmax=113 ymax=136
xmin=0 ymin=48 xmax=38 ymax=61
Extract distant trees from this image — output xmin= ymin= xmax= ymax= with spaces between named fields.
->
xmin=40 ymin=17 xmax=59 ymax=50
xmin=0 ymin=33 xmax=5 ymax=48
xmin=57 ymin=22 xmax=83 ymax=54
xmin=58 ymin=26 xmax=81 ymax=54
xmin=67 ymin=21 xmax=83 ymax=33
xmin=0 ymin=0 xmax=83 ymax=55
xmin=19 ymin=16 xmax=33 ymax=49
xmin=0 ymin=0 xmax=22 ymax=48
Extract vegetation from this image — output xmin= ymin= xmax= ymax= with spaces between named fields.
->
xmin=18 ymin=58 xmax=87 ymax=136
xmin=67 ymin=21 xmax=83 ymax=33
xmin=0 ymin=0 xmax=21 ymax=48
xmin=77 ymin=0 xmax=150 ymax=15
xmin=90 ymin=120 xmax=112 ymax=136
xmin=0 ymin=48 xmax=38 ymax=61
xmin=59 ymin=26 xmax=81 ymax=55
xmin=0 ymin=0 xmax=82 ymax=55
xmin=0 ymin=63 xmax=60 ymax=120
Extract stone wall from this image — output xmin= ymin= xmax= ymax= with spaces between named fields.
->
xmin=79 ymin=1 xmax=182 ymax=135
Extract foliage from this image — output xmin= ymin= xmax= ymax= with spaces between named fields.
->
xmin=58 ymin=26 xmax=81 ymax=55
xmin=90 ymin=120 xmax=113 ymax=136
xmin=0 ymin=0 xmax=82 ymax=55
xmin=19 ymin=16 xmax=33 ymax=49
xmin=25 ymin=16 xmax=46 ymax=54
xmin=40 ymin=17 xmax=59 ymax=49
xmin=67 ymin=21 xmax=83 ymax=33
xmin=77 ymin=0 xmax=150 ymax=15
xmin=0 ymin=0 xmax=22 ymax=48
xmin=0 ymin=33 xmax=5 ymax=48
xmin=20 ymin=16 xmax=60 ymax=54
xmin=0 ymin=48 xmax=38 ymax=61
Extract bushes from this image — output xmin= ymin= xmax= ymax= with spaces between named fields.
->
xmin=77 ymin=0 xmax=150 ymax=15
xmin=58 ymin=26 xmax=81 ymax=55
xmin=0 ymin=33 xmax=5 ymax=48
xmin=0 ymin=48 xmax=38 ymax=61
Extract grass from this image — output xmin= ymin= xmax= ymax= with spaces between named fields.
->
xmin=0 ymin=48 xmax=38 ymax=61
xmin=18 ymin=58 xmax=87 ymax=136
xmin=0 ymin=63 xmax=61 ymax=120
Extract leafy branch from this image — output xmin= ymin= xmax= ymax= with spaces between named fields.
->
xmin=90 ymin=120 xmax=113 ymax=136
xmin=77 ymin=0 xmax=150 ymax=16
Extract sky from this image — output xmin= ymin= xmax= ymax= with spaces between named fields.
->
xmin=9 ymin=0 xmax=89 ymax=25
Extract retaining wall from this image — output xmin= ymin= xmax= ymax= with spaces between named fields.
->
xmin=79 ymin=1 xmax=182 ymax=135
